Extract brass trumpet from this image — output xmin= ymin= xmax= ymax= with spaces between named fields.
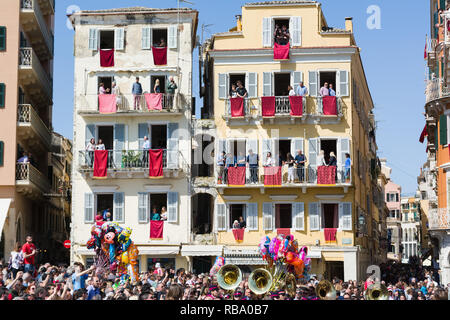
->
xmin=315 ymin=280 xmax=336 ymax=300
xmin=217 ymin=264 xmax=242 ymax=291
xmin=364 ymin=283 xmax=389 ymax=300
xmin=248 ymin=268 xmax=273 ymax=295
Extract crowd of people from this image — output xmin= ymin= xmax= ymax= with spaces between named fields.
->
xmin=1 ymin=238 xmax=448 ymax=301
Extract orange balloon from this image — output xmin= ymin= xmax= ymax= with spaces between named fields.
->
xmin=285 ymin=252 xmax=296 ymax=264
xmin=292 ymin=259 xmax=304 ymax=276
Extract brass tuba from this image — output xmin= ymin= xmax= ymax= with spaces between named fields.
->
xmin=248 ymin=268 xmax=273 ymax=295
xmin=217 ymin=264 xmax=242 ymax=291
xmin=284 ymin=274 xmax=297 ymax=297
xmin=315 ymin=280 xmax=336 ymax=300
xmin=365 ymin=283 xmax=389 ymax=300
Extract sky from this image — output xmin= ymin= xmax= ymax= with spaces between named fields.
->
xmin=52 ymin=0 xmax=429 ymax=195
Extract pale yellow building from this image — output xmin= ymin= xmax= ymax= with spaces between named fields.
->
xmin=200 ymin=0 xmax=383 ymax=280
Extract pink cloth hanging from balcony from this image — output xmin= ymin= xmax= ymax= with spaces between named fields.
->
xmin=317 ymin=166 xmax=336 ymax=185
xmin=261 ymin=96 xmax=276 ymax=117
xmin=98 ymin=94 xmax=117 ymax=114
xmin=289 ymin=96 xmax=303 ymax=117
xmin=145 ymin=93 xmax=163 ymax=110
xmin=230 ymin=97 xmax=245 ymax=117
xmin=227 ymin=167 xmax=246 ymax=186
xmin=324 ymin=228 xmax=337 ymax=243
xmin=152 ymin=46 xmax=167 ymax=65
xmin=232 ymin=228 xmax=245 ymax=242
xmin=264 ymin=166 xmax=282 ymax=186
xmin=322 ymin=96 xmax=337 ymax=115
xmin=100 ymin=49 xmax=114 ymax=67
xmin=274 ymin=43 xmax=290 ymax=60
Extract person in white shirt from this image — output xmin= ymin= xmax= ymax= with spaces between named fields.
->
xmin=9 ymin=243 xmax=23 ymax=279
xmin=317 ymin=150 xmax=327 ymax=166
xmin=161 ymin=206 xmax=168 ymax=221
xmin=111 ymin=81 xmax=121 ymax=107
xmin=86 ymin=138 xmax=96 ymax=167
xmin=264 ymin=152 xmax=275 ymax=167
xmin=96 ymin=139 xmax=106 ymax=150
xmin=141 ymin=136 xmax=151 ymax=167
xmin=288 ymin=85 xmax=296 ymax=96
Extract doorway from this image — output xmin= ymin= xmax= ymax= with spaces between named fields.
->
xmin=323 ymin=203 xmax=338 ymax=228
xmin=274 ymin=73 xmax=290 ymax=96
xmin=99 ymin=30 xmax=115 ymax=50
xmin=98 ymin=77 xmax=113 ymax=94
xmin=320 ymin=139 xmax=337 ymax=165
xmin=192 ymin=193 xmax=213 ymax=234
xmin=278 ymin=139 xmax=291 ymax=162
xmin=325 ymin=261 xmax=344 ymax=281
xmin=97 ymin=126 xmax=114 ymax=150
xmin=96 ymin=194 xmax=114 ymax=219
xmin=150 ymin=194 xmax=168 ymax=214
xmin=193 ymin=257 xmax=213 ymax=274
xmin=151 ymin=125 xmax=167 ymax=149
xmin=229 ymin=74 xmax=246 ymax=91
xmin=151 ymin=76 xmax=166 ymax=93
xmin=275 ymin=204 xmax=292 ymax=229
xmin=229 ymin=204 xmax=246 ymax=229
xmin=319 ymin=72 xmax=336 ymax=89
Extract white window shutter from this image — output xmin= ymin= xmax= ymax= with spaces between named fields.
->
xmin=291 ymin=138 xmax=304 ymax=155
xmin=308 ymin=71 xmax=318 ymax=97
xmin=247 ymin=203 xmax=258 ymax=231
xmin=262 ymin=139 xmax=272 ymax=159
xmin=263 ymin=202 xmax=274 ymax=231
xmin=263 ymin=72 xmax=273 ymax=96
xmin=115 ymin=28 xmax=125 ymax=51
xmin=88 ymin=28 xmax=98 ymax=51
xmin=168 ymin=25 xmax=178 ymax=49
xmin=114 ymin=192 xmax=125 ymax=223
xmin=138 ymin=192 xmax=149 ymax=223
xmin=342 ymin=202 xmax=352 ymax=231
xmin=308 ymin=138 xmax=318 ymax=167
xmin=339 ymin=138 xmax=350 ymax=169
xmin=167 ymin=123 xmax=179 ymax=169
xmin=290 ymin=16 xmax=302 ymax=46
xmin=167 ymin=192 xmax=178 ymax=223
xmin=216 ymin=203 xmax=226 ymax=231
xmin=247 ymin=72 xmax=258 ymax=98
xmin=142 ymin=27 xmax=152 ymax=50
xmin=309 ymin=202 xmax=320 ymax=231
xmin=292 ymin=71 xmax=303 ymax=91
xmin=84 ymin=193 xmax=94 ymax=223
xmin=338 ymin=70 xmax=349 ymax=97
xmin=219 ymin=73 xmax=228 ymax=99
xmin=293 ymin=202 xmax=305 ymax=231
xmin=247 ymin=139 xmax=259 ymax=156
xmin=262 ymin=17 xmax=272 ymax=47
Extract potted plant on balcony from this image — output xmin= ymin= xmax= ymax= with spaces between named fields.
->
xmin=121 ymin=150 xmax=142 ymax=168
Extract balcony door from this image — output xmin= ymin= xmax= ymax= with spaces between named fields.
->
xmin=96 ymin=126 xmax=114 ymax=150
xmin=322 ymin=203 xmax=339 ymax=229
xmin=274 ymin=73 xmax=290 ymax=96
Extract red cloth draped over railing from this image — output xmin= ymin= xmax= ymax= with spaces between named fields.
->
xmin=227 ymin=167 xmax=246 ymax=186
xmin=98 ymin=94 xmax=117 ymax=114
xmin=230 ymin=97 xmax=245 ymax=117
xmin=232 ymin=229 xmax=245 ymax=242
xmin=93 ymin=150 xmax=108 ymax=179
xmin=152 ymin=47 xmax=167 ymax=65
xmin=322 ymin=96 xmax=337 ymax=115
xmin=262 ymin=96 xmax=276 ymax=117
xmin=324 ymin=228 xmax=337 ymax=243
xmin=100 ymin=49 xmax=114 ymax=67
xmin=317 ymin=166 xmax=336 ymax=185
xmin=289 ymin=96 xmax=303 ymax=116
xmin=419 ymin=125 xmax=428 ymax=143
xmin=149 ymin=149 xmax=163 ymax=179
xmin=145 ymin=93 xmax=163 ymax=110
xmin=274 ymin=43 xmax=290 ymax=60
xmin=150 ymin=221 xmax=164 ymax=240
xmin=264 ymin=166 xmax=282 ymax=186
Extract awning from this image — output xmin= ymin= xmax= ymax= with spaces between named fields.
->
xmin=0 ymin=199 xmax=12 ymax=242
xmin=137 ymin=246 xmax=180 ymax=255
xmin=224 ymin=246 xmax=266 ymax=265
xmin=181 ymin=245 xmax=223 ymax=257
xmin=307 ymin=250 xmax=322 ymax=259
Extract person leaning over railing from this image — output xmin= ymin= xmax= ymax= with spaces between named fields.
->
xmin=132 ymin=77 xmax=143 ymax=110
xmin=167 ymin=77 xmax=177 ymax=109
xmin=294 ymin=150 xmax=306 ymax=183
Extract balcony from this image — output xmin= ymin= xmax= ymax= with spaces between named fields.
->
xmin=77 ymin=149 xmax=187 ymax=179
xmin=216 ymin=166 xmax=352 ymax=194
xmin=425 ymin=78 xmax=450 ymax=104
xmin=16 ymin=163 xmax=50 ymax=198
xmin=315 ymin=96 xmax=343 ymax=117
xmin=76 ymin=93 xmax=182 ymax=117
xmin=17 ymin=104 xmax=51 ymax=150
xmin=18 ymin=47 xmax=52 ymax=104
xmin=428 ymin=208 xmax=450 ymax=231
xmin=260 ymin=96 xmax=306 ymax=124
xmin=427 ymin=39 xmax=438 ymax=69
xmin=38 ymin=0 xmax=55 ymax=15
xmin=223 ymin=98 xmax=253 ymax=123
xmin=20 ymin=0 xmax=54 ymax=58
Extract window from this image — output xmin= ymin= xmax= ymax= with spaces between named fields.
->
xmin=98 ymin=76 xmax=113 ymax=94
xmin=100 ymin=30 xmax=115 ymax=50
xmin=152 ymin=29 xmax=168 ymax=47
xmin=0 ymin=27 xmax=5 ymax=51
xmin=151 ymin=125 xmax=167 ymax=149
xmin=89 ymin=28 xmax=124 ymax=51
xmin=229 ymin=204 xmax=246 ymax=229
xmin=150 ymin=193 xmax=168 ymax=217
xmin=262 ymin=17 xmax=302 ymax=47
xmin=309 ymin=70 xmax=349 ymax=97
xmin=229 ymin=74 xmax=246 ymax=94
xmin=322 ymin=203 xmax=339 ymax=228
xmin=0 ymin=83 xmax=5 ymax=108
xmin=319 ymin=71 xmax=336 ymax=91
xmin=275 ymin=204 xmax=292 ymax=229
xmin=0 ymin=141 xmax=4 ymax=166
xmin=274 ymin=73 xmax=290 ymax=96
xmin=96 ymin=194 xmax=114 ymax=219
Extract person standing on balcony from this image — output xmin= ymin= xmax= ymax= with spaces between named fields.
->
xmin=329 ymin=84 xmax=336 ymax=96
xmin=286 ymin=153 xmax=295 ymax=183
xmin=17 ymin=152 xmax=29 ymax=163
xmin=317 ymin=150 xmax=327 ymax=166
xmin=264 ymin=152 xmax=275 ymax=167
xmin=229 ymin=84 xmax=238 ymax=98
xmin=224 ymin=152 xmax=235 ymax=184
xmin=319 ymin=83 xmax=330 ymax=96
xmin=279 ymin=25 xmax=290 ymax=45
xmin=294 ymin=150 xmax=307 ymax=183
xmin=142 ymin=136 xmax=151 ymax=168
xmin=296 ymin=82 xmax=308 ymax=96
xmin=98 ymin=83 xmax=108 ymax=95
xmin=238 ymin=216 xmax=246 ymax=229
xmin=217 ymin=151 xmax=226 ymax=184
xmin=344 ymin=153 xmax=351 ymax=182
xmin=86 ymin=138 xmax=95 ymax=167
xmin=167 ymin=77 xmax=178 ymax=109
xmin=132 ymin=77 xmax=143 ymax=110
xmin=247 ymin=149 xmax=259 ymax=184
xmin=154 ymin=79 xmax=161 ymax=94
xmin=96 ymin=139 xmax=105 ymax=150
xmin=236 ymin=81 xmax=248 ymax=98
xmin=111 ymin=81 xmax=121 ymax=108
xmin=329 ymin=152 xmax=337 ymax=183
xmin=288 ymin=86 xmax=295 ymax=96
xmin=236 ymin=152 xmax=246 ymax=168
xmin=161 ymin=207 xmax=168 ymax=221
xmin=151 ymin=207 xmax=161 ymax=221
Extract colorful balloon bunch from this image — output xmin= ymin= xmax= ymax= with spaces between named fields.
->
xmin=87 ymin=221 xmax=139 ymax=282
xmin=209 ymin=256 xmax=225 ymax=277
xmin=259 ymin=235 xmax=311 ymax=280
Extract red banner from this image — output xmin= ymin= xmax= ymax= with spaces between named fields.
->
xmin=277 ymin=228 xmax=291 ymax=238
xmin=289 ymin=96 xmax=303 ymax=117
xmin=227 ymin=166 xmax=246 ymax=186
xmin=232 ymin=229 xmax=245 ymax=242
xmin=145 ymin=93 xmax=163 ymax=110
xmin=324 ymin=228 xmax=337 ymax=243
xmin=274 ymin=43 xmax=290 ymax=60
xmin=264 ymin=166 xmax=282 ymax=186
xmin=230 ymin=97 xmax=245 ymax=117
xmin=317 ymin=166 xmax=336 ymax=185
xmin=150 ymin=220 xmax=164 ymax=240
xmin=152 ymin=46 xmax=167 ymax=65
xmin=149 ymin=149 xmax=163 ymax=179
xmin=100 ymin=49 xmax=114 ymax=67
xmin=93 ymin=150 xmax=108 ymax=179
xmin=261 ymin=96 xmax=276 ymax=117
xmin=98 ymin=94 xmax=117 ymax=114
xmin=322 ymin=96 xmax=337 ymax=115
xmin=419 ymin=125 xmax=428 ymax=143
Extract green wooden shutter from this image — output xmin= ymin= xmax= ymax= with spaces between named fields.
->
xmin=0 ymin=83 xmax=5 ymax=108
xmin=0 ymin=27 xmax=5 ymax=51
xmin=440 ymin=0 xmax=446 ymax=11
xmin=440 ymin=115 xmax=447 ymax=145
xmin=0 ymin=141 xmax=4 ymax=166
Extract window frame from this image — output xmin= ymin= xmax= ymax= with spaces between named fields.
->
xmin=0 ymin=26 xmax=6 ymax=51
xmin=273 ymin=202 xmax=293 ymax=230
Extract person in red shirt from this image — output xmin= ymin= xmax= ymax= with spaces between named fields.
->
xmin=22 ymin=235 xmax=36 ymax=274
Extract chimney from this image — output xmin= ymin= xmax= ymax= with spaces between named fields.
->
xmin=345 ymin=17 xmax=353 ymax=33
xmin=236 ymin=15 xmax=242 ymax=32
